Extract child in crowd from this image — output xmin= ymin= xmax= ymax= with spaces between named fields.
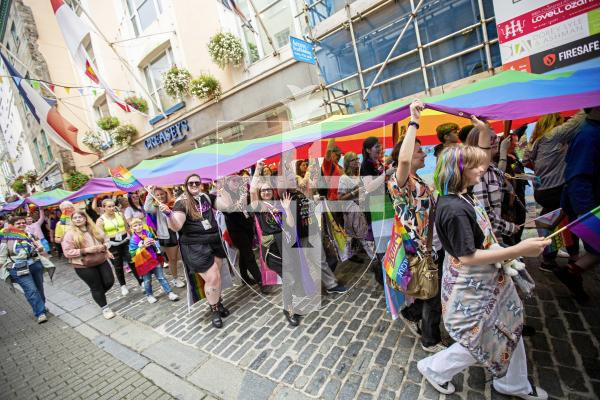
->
xmin=128 ymin=218 xmax=179 ymax=304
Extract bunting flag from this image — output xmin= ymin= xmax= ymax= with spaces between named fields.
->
xmin=566 ymin=204 xmax=600 ymax=252
xmin=49 ymin=84 xmax=55 ymax=92
xmin=52 ymin=0 xmax=131 ymax=112
xmin=220 ymin=0 xmax=255 ymax=33
xmin=0 ymin=52 xmax=93 ymax=155
xmin=31 ymin=80 xmax=40 ymax=90
xmin=77 ymin=87 xmax=84 ymax=95
xmin=109 ymin=165 xmax=144 ymax=192
xmin=65 ymin=86 xmax=71 ymax=94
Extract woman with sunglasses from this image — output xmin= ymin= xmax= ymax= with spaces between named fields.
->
xmin=250 ymin=161 xmax=299 ymax=325
xmin=165 ymin=174 xmax=230 ymax=329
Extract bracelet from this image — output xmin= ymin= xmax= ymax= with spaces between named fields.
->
xmin=408 ymin=120 xmax=419 ymax=129
xmin=499 ymin=158 xmax=507 ymax=162
xmin=478 ymin=146 xmax=491 ymax=150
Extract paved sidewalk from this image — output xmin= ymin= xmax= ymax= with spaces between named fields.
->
xmin=0 ymin=284 xmax=174 ymax=400
xmin=19 ymin=253 xmax=599 ymax=400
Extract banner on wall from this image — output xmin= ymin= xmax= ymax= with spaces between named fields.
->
xmin=493 ymin=0 xmax=600 ymax=72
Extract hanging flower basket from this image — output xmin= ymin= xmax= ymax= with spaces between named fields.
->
xmin=24 ymin=170 xmax=38 ymax=185
xmin=163 ymin=65 xmax=192 ymax=99
xmin=66 ymin=171 xmax=90 ymax=191
xmin=124 ymin=96 xmax=149 ymax=113
xmin=82 ymin=131 xmax=110 ymax=153
xmin=190 ymin=74 xmax=222 ymax=101
xmin=97 ymin=116 xmax=120 ymax=131
xmin=208 ymin=32 xmax=245 ymax=69
xmin=112 ymin=124 xmax=138 ymax=147
xmin=11 ymin=177 xmax=27 ymax=195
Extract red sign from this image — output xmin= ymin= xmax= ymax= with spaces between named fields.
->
xmin=497 ymin=0 xmax=599 ymax=44
xmin=502 ymin=57 xmax=532 ymax=72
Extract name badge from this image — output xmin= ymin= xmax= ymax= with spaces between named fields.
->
xmin=202 ymin=220 xmax=212 ymax=230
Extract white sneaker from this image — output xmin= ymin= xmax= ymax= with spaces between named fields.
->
xmin=399 ymin=313 xmax=421 ymax=337
xmin=168 ymin=292 xmax=180 ymax=301
xmin=557 ymin=250 xmax=570 ymax=258
xmin=120 ymin=285 xmax=129 ymax=296
xmin=102 ymin=307 xmax=115 ymax=319
xmin=417 ymin=362 xmax=455 ymax=395
xmin=147 ymin=295 xmax=158 ymax=304
xmin=171 ymin=278 xmax=185 ymax=288
xmin=496 ymin=385 xmax=548 ymax=400
xmin=421 ymin=343 xmax=448 ymax=353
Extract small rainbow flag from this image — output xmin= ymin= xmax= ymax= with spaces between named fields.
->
xmin=382 ymin=216 xmax=412 ymax=289
xmin=567 ymin=204 xmax=600 ymax=253
xmin=0 ymin=228 xmax=32 ymax=242
xmin=110 ymin=165 xmax=144 ymax=193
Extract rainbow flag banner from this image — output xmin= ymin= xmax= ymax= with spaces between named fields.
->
xmin=0 ymin=228 xmax=32 ymax=242
xmin=110 ymin=165 xmax=144 ymax=192
xmin=567 ymin=204 xmax=600 ymax=253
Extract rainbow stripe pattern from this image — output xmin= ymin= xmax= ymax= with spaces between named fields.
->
xmin=568 ymin=204 xmax=600 ymax=253
xmin=0 ymin=228 xmax=32 ymax=242
xmin=382 ymin=216 xmax=412 ymax=288
xmin=110 ymin=165 xmax=143 ymax=193
xmin=129 ymin=230 xmax=160 ymax=276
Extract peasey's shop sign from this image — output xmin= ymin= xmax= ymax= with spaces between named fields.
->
xmin=145 ymin=119 xmax=190 ymax=150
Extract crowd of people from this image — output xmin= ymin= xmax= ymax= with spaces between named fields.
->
xmin=1 ymin=100 xmax=599 ymax=400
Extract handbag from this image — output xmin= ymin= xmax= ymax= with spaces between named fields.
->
xmin=81 ymin=251 xmax=108 ymax=267
xmin=384 ymin=203 xmax=438 ymax=300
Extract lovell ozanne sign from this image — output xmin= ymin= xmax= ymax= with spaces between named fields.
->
xmin=145 ymin=119 xmax=190 ymax=150
xmin=493 ymin=0 xmax=600 ymax=72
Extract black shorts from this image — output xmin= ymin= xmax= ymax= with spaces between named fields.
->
xmin=179 ymin=240 xmax=226 ymax=273
xmin=159 ymin=229 xmax=178 ymax=248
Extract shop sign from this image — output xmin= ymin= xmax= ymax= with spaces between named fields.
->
xmin=290 ymin=36 xmax=315 ymax=64
xmin=493 ymin=0 xmax=600 ymax=72
xmin=145 ymin=119 xmax=190 ymax=150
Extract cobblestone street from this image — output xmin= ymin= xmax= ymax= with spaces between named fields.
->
xmin=1 ymin=254 xmax=598 ymax=400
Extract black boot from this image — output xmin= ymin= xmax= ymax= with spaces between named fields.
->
xmin=283 ymin=309 xmax=299 ymax=327
xmin=218 ymin=298 xmax=230 ymax=318
xmin=554 ymin=265 xmax=589 ymax=304
xmin=209 ymin=303 xmax=223 ymax=329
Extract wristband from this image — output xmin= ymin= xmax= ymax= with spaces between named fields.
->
xmin=478 ymin=146 xmax=491 ymax=150
xmin=408 ymin=120 xmax=419 ymax=129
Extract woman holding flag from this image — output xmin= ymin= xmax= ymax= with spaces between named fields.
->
xmin=0 ymin=216 xmax=49 ymax=323
xmin=165 ymin=174 xmax=230 ymax=329
xmin=417 ymin=133 xmax=551 ymax=398
xmin=97 ymin=199 xmax=143 ymax=295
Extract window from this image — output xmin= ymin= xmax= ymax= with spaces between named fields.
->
xmin=42 ymin=131 xmax=53 ymax=162
xmin=143 ymin=48 xmax=177 ymax=112
xmin=33 ymin=138 xmax=44 ymax=168
xmin=10 ymin=22 xmax=19 ymax=51
xmin=126 ymin=0 xmax=163 ymax=36
xmin=94 ymin=96 xmax=110 ymax=119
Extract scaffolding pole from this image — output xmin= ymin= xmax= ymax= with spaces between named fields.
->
xmin=362 ymin=0 xmax=424 ymax=102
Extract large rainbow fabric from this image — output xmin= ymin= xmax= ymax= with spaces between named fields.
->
xmin=0 ymin=228 xmax=32 ymax=242
xmin=568 ymin=204 xmax=600 ymax=253
xmin=129 ymin=231 xmax=160 ymax=276
xmin=128 ymin=67 xmax=600 ymax=185
xmin=110 ymin=165 xmax=144 ymax=193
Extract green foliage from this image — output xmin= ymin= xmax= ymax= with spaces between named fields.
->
xmin=24 ymin=170 xmax=38 ymax=185
xmin=189 ymin=74 xmax=222 ymax=100
xmin=11 ymin=177 xmax=27 ymax=195
xmin=97 ymin=116 xmax=120 ymax=131
xmin=124 ymin=96 xmax=149 ymax=113
xmin=66 ymin=171 xmax=90 ymax=191
xmin=248 ymin=43 xmax=259 ymax=63
xmin=112 ymin=124 xmax=138 ymax=147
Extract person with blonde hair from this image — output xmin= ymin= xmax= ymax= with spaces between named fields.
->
xmin=61 ymin=210 xmax=115 ymax=319
xmin=97 ymin=198 xmax=143 ymax=295
xmin=524 ymin=111 xmax=585 ymax=271
xmin=416 ymin=140 xmax=550 ymax=399
xmin=54 ymin=200 xmax=76 ymax=244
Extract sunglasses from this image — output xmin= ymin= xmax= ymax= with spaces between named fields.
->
xmin=260 ymin=188 xmax=273 ymax=192
xmin=187 ymin=181 xmax=201 ymax=187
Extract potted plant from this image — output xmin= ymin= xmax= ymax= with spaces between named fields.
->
xmin=11 ymin=177 xmax=27 ymax=195
xmin=24 ymin=170 xmax=38 ymax=185
xmin=82 ymin=131 xmax=110 ymax=153
xmin=112 ymin=124 xmax=138 ymax=147
xmin=248 ymin=42 xmax=259 ymax=63
xmin=208 ymin=32 xmax=245 ymax=69
xmin=66 ymin=171 xmax=90 ymax=191
xmin=189 ymin=74 xmax=222 ymax=101
xmin=97 ymin=116 xmax=120 ymax=131
xmin=124 ymin=96 xmax=149 ymax=113
xmin=163 ymin=65 xmax=192 ymax=100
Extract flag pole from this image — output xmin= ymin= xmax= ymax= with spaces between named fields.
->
xmin=78 ymin=7 xmax=168 ymax=119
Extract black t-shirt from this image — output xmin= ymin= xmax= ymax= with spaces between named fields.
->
xmin=224 ymin=193 xmax=254 ymax=233
xmin=435 ymin=194 xmax=485 ymax=258
xmin=173 ymin=194 xmax=219 ymax=244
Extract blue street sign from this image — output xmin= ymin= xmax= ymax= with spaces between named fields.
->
xmin=290 ymin=36 xmax=315 ymax=64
